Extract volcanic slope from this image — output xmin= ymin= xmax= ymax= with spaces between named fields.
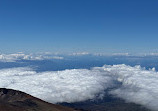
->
xmin=0 ymin=88 xmax=77 ymax=111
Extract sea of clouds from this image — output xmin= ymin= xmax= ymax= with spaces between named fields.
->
xmin=0 ymin=64 xmax=158 ymax=110
xmin=0 ymin=53 xmax=64 ymax=62
xmin=1 ymin=52 xmax=158 ymax=62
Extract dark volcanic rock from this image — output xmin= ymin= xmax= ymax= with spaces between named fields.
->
xmin=0 ymin=88 xmax=77 ymax=111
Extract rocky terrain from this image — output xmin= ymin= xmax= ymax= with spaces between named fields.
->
xmin=0 ymin=88 xmax=76 ymax=111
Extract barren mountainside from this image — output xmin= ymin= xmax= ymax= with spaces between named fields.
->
xmin=0 ymin=88 xmax=76 ymax=111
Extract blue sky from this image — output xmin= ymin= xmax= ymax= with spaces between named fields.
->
xmin=0 ymin=0 xmax=158 ymax=54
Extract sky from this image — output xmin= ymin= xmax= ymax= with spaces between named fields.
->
xmin=0 ymin=0 xmax=158 ymax=54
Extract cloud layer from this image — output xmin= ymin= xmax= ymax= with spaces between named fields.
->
xmin=0 ymin=53 xmax=64 ymax=62
xmin=0 ymin=67 xmax=114 ymax=103
xmin=0 ymin=65 xmax=158 ymax=110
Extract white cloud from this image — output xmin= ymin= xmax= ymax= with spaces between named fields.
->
xmin=144 ymin=53 xmax=158 ymax=56
xmin=112 ymin=53 xmax=129 ymax=56
xmin=71 ymin=52 xmax=89 ymax=56
xmin=0 ymin=67 xmax=114 ymax=103
xmin=102 ymin=65 xmax=158 ymax=111
xmin=93 ymin=64 xmax=158 ymax=110
xmin=52 ymin=56 xmax=64 ymax=60
xmin=1 ymin=65 xmax=158 ymax=110
xmin=0 ymin=53 xmax=64 ymax=62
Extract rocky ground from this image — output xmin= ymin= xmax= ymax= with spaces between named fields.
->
xmin=0 ymin=88 xmax=76 ymax=111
